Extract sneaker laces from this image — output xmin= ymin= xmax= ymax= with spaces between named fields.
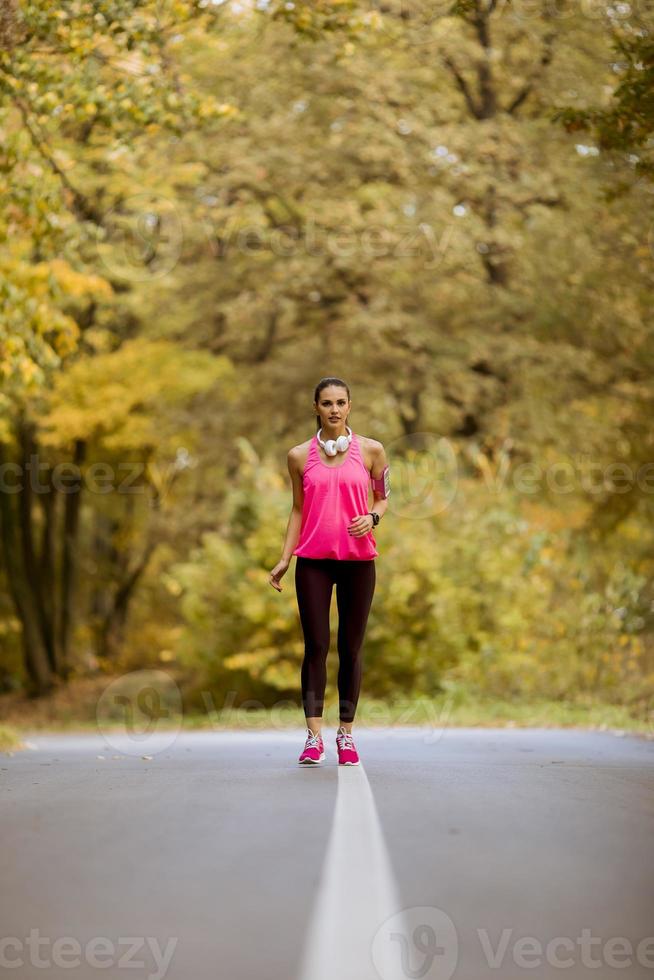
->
xmin=304 ymin=730 xmax=322 ymax=749
xmin=336 ymin=729 xmax=355 ymax=749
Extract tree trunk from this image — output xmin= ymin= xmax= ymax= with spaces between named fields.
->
xmin=58 ymin=437 xmax=86 ymax=680
xmin=0 ymin=440 xmax=54 ymax=695
xmin=97 ymin=540 xmax=157 ymax=660
xmin=17 ymin=417 xmax=58 ymax=673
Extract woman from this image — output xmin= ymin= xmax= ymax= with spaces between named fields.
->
xmin=268 ymin=377 xmax=390 ymax=766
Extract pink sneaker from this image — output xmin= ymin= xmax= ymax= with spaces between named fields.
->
xmin=298 ymin=728 xmax=325 ymax=765
xmin=336 ymin=726 xmax=360 ymax=766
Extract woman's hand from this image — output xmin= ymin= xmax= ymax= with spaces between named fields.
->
xmin=269 ymin=558 xmax=290 ymax=592
xmin=348 ymin=514 xmax=374 ymax=537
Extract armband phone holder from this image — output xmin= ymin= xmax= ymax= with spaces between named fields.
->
xmin=371 ymin=464 xmax=390 ymax=499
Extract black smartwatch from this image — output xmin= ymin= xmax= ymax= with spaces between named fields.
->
xmin=368 ymin=511 xmax=380 ymax=527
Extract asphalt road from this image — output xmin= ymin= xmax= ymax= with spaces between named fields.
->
xmin=1 ymin=727 xmax=653 ymax=980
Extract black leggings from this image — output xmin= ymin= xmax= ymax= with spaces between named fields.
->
xmin=295 ymin=556 xmax=376 ymax=724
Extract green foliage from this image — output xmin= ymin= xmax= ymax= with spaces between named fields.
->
xmin=167 ymin=439 xmax=303 ymax=707
xmin=0 ymin=724 xmax=23 ymax=752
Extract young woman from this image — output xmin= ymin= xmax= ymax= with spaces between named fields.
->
xmin=268 ymin=377 xmax=390 ymax=766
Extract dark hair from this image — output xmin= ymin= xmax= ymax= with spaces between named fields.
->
xmin=313 ymin=377 xmax=351 ymax=430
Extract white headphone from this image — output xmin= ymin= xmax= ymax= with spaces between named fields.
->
xmin=317 ymin=424 xmax=352 ymax=457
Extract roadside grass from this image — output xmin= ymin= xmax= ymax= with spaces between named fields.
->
xmin=0 ymin=724 xmax=24 ymax=753
xmin=1 ymin=677 xmax=651 ymax=741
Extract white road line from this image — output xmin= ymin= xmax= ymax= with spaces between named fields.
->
xmin=296 ymin=762 xmax=409 ymax=980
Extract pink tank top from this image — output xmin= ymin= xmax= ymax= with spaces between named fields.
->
xmin=293 ymin=431 xmax=378 ymax=561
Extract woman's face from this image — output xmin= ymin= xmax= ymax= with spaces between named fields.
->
xmin=314 ymin=386 xmax=350 ymax=427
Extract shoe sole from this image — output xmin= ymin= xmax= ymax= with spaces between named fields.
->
xmin=298 ymin=753 xmax=325 ymax=765
xmin=338 ymin=760 xmax=360 ymax=765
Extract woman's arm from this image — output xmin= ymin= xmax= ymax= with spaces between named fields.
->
xmin=351 ymin=441 xmax=390 ymax=538
xmin=280 ymin=449 xmax=304 ymax=562
xmin=370 ymin=443 xmax=390 ymax=521
xmin=269 ymin=449 xmax=304 ymax=591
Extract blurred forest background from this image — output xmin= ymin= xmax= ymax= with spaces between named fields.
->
xmin=1 ymin=0 xmax=653 ymax=732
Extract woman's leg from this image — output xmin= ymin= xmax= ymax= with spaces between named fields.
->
xmin=295 ymin=558 xmax=334 ymax=732
xmin=335 ymin=559 xmax=376 ymax=726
